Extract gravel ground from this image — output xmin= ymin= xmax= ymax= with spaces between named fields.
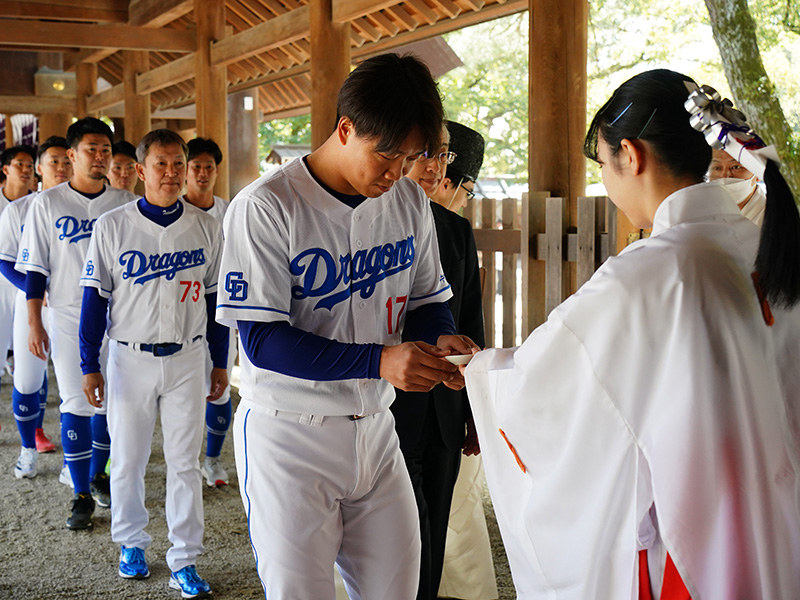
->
xmin=0 ymin=365 xmax=514 ymax=599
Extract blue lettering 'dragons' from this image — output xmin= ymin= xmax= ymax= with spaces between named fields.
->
xmin=290 ymin=236 xmax=415 ymax=311
xmin=119 ymin=249 xmax=206 ymax=285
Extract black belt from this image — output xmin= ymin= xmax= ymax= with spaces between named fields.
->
xmin=119 ymin=335 xmax=202 ymax=357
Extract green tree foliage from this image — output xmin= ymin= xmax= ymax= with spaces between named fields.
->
xmin=438 ymin=14 xmax=529 ymax=182
xmin=257 ymin=113 xmax=311 ymax=165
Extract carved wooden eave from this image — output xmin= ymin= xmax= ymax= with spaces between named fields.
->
xmin=0 ymin=0 xmax=527 ymax=121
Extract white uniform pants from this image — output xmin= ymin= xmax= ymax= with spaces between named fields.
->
xmin=50 ymin=305 xmax=107 ymax=417
xmin=234 ymin=400 xmax=421 ymax=600
xmin=13 ymin=290 xmax=48 ymax=393
xmin=107 ymin=339 xmax=206 ymax=572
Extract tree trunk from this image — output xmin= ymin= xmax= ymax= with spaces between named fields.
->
xmin=705 ymin=0 xmax=800 ymax=199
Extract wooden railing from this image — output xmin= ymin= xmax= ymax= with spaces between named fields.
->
xmin=463 ymin=192 xmax=619 ymax=348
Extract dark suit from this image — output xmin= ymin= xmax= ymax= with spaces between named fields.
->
xmin=392 ymin=201 xmax=485 ymax=600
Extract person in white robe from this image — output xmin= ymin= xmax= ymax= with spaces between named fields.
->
xmin=464 ymin=69 xmax=800 ymax=600
xmin=707 ymin=148 xmax=766 ymax=226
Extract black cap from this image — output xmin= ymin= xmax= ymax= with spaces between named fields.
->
xmin=446 ymin=121 xmax=484 ymax=183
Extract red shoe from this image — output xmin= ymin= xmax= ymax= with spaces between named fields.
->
xmin=35 ymin=428 xmax=56 ymax=453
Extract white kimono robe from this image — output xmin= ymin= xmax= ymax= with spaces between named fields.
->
xmin=466 ymin=182 xmax=800 ymax=599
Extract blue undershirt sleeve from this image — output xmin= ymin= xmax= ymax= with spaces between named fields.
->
xmin=237 ymin=320 xmax=383 ymax=381
xmin=25 ymin=271 xmax=47 ymax=300
xmin=79 ymin=286 xmax=109 ymax=375
xmin=402 ymin=301 xmax=457 ymax=345
xmin=0 ymin=259 xmax=25 ymax=290
xmin=205 ymin=292 xmax=229 ymax=369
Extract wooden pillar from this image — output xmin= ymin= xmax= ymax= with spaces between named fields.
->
xmin=529 ymin=0 xmax=587 ymax=299
xmin=310 ymin=0 xmax=350 ymax=150
xmin=529 ymin=0 xmax=587 ymax=215
xmin=75 ymin=62 xmax=97 ymax=118
xmin=195 ymin=0 xmax=229 ymax=198
xmin=227 ymin=89 xmax=260 ymax=199
xmin=38 ymin=114 xmax=73 ymax=142
xmin=123 ymin=51 xmax=151 ymax=147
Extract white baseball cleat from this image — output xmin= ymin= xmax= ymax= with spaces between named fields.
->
xmin=201 ymin=456 xmax=228 ymax=487
xmin=14 ymin=446 xmax=38 ymax=479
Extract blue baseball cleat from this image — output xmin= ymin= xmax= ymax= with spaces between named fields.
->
xmin=118 ymin=546 xmax=149 ymax=579
xmin=169 ymin=565 xmax=212 ymax=598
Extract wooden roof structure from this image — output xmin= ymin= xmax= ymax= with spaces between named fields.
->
xmin=0 ymin=0 xmax=526 ymax=123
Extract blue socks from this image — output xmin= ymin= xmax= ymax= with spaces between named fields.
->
xmin=91 ymin=413 xmax=111 ymax=477
xmin=205 ymin=399 xmax=231 ymax=458
xmin=62 ymin=413 xmax=92 ymax=494
xmin=13 ymin=388 xmax=40 ymax=449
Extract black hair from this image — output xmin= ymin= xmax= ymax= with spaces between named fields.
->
xmin=586 ymin=68 xmax=800 ymax=307
xmin=37 ymin=136 xmax=69 ymax=160
xmin=336 ymin=53 xmax=443 ymax=156
xmin=112 ymin=140 xmax=137 ymax=161
xmin=66 ymin=117 xmax=114 ymax=149
xmin=584 ymin=69 xmax=710 ymax=182
xmin=1 ymin=144 xmax=36 ymax=167
xmin=136 ymin=129 xmax=188 ymax=163
xmin=187 ymin=137 xmax=223 ymax=165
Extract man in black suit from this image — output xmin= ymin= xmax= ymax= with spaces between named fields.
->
xmin=393 ymin=121 xmax=486 ymax=600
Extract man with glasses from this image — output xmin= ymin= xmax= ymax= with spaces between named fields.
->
xmin=394 ymin=120 xmax=487 ymax=599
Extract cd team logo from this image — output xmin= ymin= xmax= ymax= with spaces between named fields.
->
xmin=290 ymin=236 xmax=415 ymax=311
xmin=119 ymin=249 xmax=206 ymax=285
xmin=225 ymin=272 xmax=248 ymax=301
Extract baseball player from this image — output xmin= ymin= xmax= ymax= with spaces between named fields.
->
xmin=216 ymin=53 xmax=478 ymax=599
xmin=1 ymin=137 xmax=73 ymax=478
xmin=18 ymin=117 xmax=136 ymax=529
xmin=107 ymin=140 xmax=138 ymax=193
xmin=80 ymin=128 xmax=227 ymax=598
xmin=181 ymin=137 xmax=235 ymax=488
xmin=0 ymin=144 xmax=43 ymax=477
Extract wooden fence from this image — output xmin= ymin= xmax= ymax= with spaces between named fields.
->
xmin=463 ymin=192 xmax=620 ymax=348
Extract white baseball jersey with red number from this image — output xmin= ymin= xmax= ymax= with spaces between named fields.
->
xmin=216 ymin=158 xmax=452 ymax=416
xmin=80 ymin=201 xmax=223 ymax=343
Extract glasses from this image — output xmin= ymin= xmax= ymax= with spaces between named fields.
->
xmin=460 ymin=183 xmax=475 ymax=201
xmin=419 ymin=150 xmax=457 ymax=165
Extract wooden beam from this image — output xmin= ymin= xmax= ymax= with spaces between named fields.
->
xmin=136 ymin=54 xmax=194 ymax=95
xmin=64 ymin=49 xmax=116 ymax=71
xmin=211 ymin=5 xmax=310 ymax=67
xmin=128 ymin=0 xmax=193 ymax=28
xmin=437 ymin=0 xmax=462 ymax=19
xmin=0 ymin=21 xmax=195 ymax=53
xmin=332 ymin=0 xmax=405 ymax=23
xmin=310 ymin=0 xmax=350 ymax=150
xmin=0 ymin=0 xmax=127 ymax=22
xmin=405 ymin=0 xmax=438 ymax=25
xmin=87 ymin=83 xmax=125 ymax=113
xmin=0 ymin=95 xmax=74 ymax=114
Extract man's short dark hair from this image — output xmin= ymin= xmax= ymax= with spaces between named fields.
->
xmin=187 ymin=138 xmax=223 ymax=165
xmin=112 ymin=140 xmax=137 ymax=161
xmin=66 ymin=117 xmax=114 ymax=149
xmin=1 ymin=144 xmax=36 ymax=167
xmin=37 ymin=136 xmax=69 ymax=161
xmin=136 ymin=129 xmax=188 ymax=163
xmin=336 ymin=53 xmax=443 ymax=156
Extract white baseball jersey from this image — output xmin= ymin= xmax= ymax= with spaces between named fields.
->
xmin=180 ymin=194 xmax=229 ymax=224
xmin=81 ymin=201 xmax=223 ymax=343
xmin=0 ymin=190 xmax=23 ymax=290
xmin=216 ymin=159 xmax=452 ymax=416
xmin=0 ymin=191 xmax=34 ymax=269
xmin=17 ymin=182 xmax=136 ymax=308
